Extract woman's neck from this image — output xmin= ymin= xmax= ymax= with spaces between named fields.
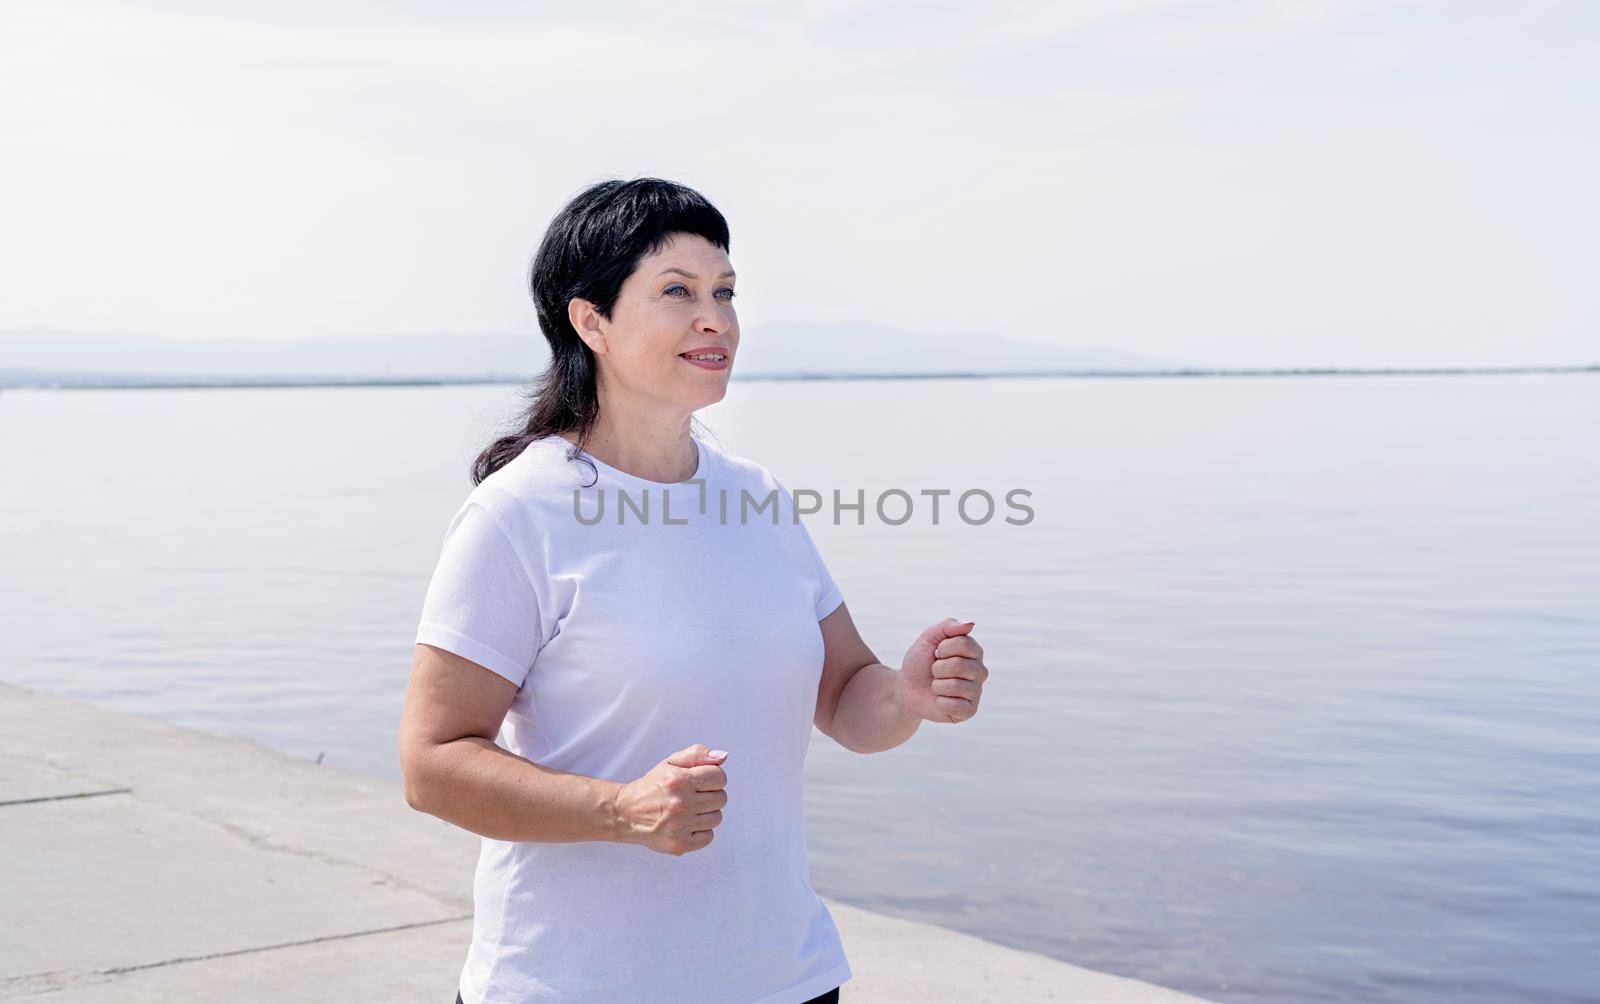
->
xmin=564 ymin=412 xmax=697 ymax=484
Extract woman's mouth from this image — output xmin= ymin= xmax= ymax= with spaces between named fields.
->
xmin=679 ymin=351 xmax=729 ymax=371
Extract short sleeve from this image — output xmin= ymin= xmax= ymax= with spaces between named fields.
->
xmin=414 ymin=500 xmax=545 ymax=688
xmin=795 ymin=510 xmax=845 ymax=621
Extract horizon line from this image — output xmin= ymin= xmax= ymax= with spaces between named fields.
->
xmin=2 ymin=363 xmax=1597 ymax=391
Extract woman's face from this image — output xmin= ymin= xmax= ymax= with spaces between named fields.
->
xmin=578 ymin=231 xmax=738 ymax=419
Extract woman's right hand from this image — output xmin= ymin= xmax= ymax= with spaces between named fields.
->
xmin=613 ymin=743 xmax=729 ymax=855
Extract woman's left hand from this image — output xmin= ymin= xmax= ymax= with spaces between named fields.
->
xmin=897 ymin=617 xmax=987 ymax=724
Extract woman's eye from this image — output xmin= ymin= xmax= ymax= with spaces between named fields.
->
xmin=665 ymin=284 xmax=736 ymax=301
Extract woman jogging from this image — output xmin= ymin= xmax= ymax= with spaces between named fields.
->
xmin=398 ymin=177 xmax=990 ymax=1003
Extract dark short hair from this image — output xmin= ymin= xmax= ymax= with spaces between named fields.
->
xmin=471 ymin=177 xmax=731 ymax=486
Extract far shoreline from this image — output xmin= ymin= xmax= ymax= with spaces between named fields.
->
xmin=2 ymin=363 xmax=1596 ymax=391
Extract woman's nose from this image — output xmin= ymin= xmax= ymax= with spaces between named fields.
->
xmin=696 ymin=303 xmax=734 ymax=331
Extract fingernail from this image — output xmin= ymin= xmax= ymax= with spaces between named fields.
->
xmin=709 ymin=749 xmax=727 ymax=759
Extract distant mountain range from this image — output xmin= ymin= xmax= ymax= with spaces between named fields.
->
xmin=4 ymin=327 xmax=1589 ymax=389
xmin=0 ymin=325 xmax=1187 ymax=387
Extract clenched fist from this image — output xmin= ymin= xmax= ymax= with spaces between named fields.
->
xmin=613 ymin=743 xmax=730 ymax=856
xmin=897 ymin=617 xmax=988 ymax=724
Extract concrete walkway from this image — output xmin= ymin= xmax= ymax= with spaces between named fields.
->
xmin=0 ymin=681 xmax=1214 ymax=1003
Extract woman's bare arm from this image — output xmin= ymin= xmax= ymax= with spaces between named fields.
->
xmin=398 ymin=643 xmax=625 ymax=843
xmin=813 ymin=602 xmax=924 ymax=754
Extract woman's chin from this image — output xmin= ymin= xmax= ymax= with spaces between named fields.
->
xmin=682 ymin=383 xmax=729 ymax=410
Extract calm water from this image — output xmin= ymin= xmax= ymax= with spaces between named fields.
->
xmin=2 ymin=375 xmax=1597 ymax=1003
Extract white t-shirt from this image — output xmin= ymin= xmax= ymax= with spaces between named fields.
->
xmin=414 ymin=431 xmax=852 ymax=1004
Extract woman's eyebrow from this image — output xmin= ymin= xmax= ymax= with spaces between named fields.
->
xmin=656 ymin=267 xmax=736 ymax=279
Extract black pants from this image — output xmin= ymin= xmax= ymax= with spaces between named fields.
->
xmin=454 ymin=988 xmax=838 ymax=1003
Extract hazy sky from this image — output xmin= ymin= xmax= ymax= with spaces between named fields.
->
xmin=3 ymin=1 xmax=1596 ymax=367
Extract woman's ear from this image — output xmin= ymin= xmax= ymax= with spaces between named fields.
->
xmin=566 ymin=297 xmax=609 ymax=356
